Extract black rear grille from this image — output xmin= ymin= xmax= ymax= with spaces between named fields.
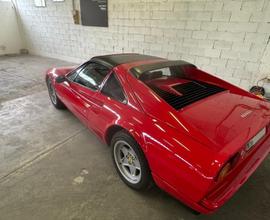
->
xmin=148 ymin=81 xmax=226 ymax=110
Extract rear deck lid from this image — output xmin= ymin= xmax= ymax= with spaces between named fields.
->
xmin=145 ymin=78 xmax=270 ymax=153
xmin=178 ymin=91 xmax=270 ymax=153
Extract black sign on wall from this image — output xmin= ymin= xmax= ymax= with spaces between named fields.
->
xmin=80 ymin=0 xmax=108 ymax=27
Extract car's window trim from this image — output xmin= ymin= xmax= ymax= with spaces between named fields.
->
xmin=100 ymin=71 xmax=128 ymax=104
xmin=69 ymin=61 xmax=111 ymax=92
xmin=66 ymin=62 xmax=89 ymax=81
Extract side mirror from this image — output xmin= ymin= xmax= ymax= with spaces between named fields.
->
xmin=55 ymin=75 xmax=66 ymax=83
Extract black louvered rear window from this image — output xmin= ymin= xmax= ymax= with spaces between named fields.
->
xmin=148 ymin=81 xmax=226 ymax=110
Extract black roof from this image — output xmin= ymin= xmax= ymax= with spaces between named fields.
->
xmin=91 ymin=53 xmax=162 ymax=69
xmin=130 ymin=60 xmax=196 ymax=78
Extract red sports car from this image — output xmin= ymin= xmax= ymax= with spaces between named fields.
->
xmin=46 ymin=54 xmax=270 ymax=214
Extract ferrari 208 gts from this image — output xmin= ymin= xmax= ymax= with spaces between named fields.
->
xmin=46 ymin=54 xmax=270 ymax=214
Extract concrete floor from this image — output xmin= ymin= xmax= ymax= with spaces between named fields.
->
xmin=0 ymin=55 xmax=269 ymax=220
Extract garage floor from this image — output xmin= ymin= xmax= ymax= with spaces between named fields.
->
xmin=0 ymin=55 xmax=269 ymax=220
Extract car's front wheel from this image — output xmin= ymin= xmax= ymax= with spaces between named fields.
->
xmin=46 ymin=78 xmax=66 ymax=109
xmin=111 ymin=131 xmax=152 ymax=190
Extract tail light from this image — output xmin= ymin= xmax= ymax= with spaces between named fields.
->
xmin=216 ymin=153 xmax=240 ymax=182
xmin=217 ymin=163 xmax=232 ymax=182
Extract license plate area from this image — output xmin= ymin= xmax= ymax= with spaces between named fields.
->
xmin=246 ymin=127 xmax=266 ymax=151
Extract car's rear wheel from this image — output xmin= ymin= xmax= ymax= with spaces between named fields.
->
xmin=111 ymin=131 xmax=152 ymax=190
xmin=46 ymin=78 xmax=66 ymax=109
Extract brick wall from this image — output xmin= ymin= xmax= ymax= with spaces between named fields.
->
xmin=15 ymin=0 xmax=270 ymax=90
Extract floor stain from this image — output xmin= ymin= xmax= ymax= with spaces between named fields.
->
xmin=72 ymin=176 xmax=84 ymax=185
xmin=80 ymin=168 xmax=89 ymax=175
xmin=73 ymin=168 xmax=89 ymax=185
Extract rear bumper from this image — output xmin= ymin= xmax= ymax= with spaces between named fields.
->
xmin=200 ymin=133 xmax=270 ymax=212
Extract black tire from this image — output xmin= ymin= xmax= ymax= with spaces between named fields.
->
xmin=46 ymin=78 xmax=66 ymax=109
xmin=111 ymin=130 xmax=153 ymax=190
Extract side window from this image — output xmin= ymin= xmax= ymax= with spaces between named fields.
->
xmin=66 ymin=65 xmax=84 ymax=81
xmin=101 ymin=73 xmax=126 ymax=103
xmin=74 ymin=63 xmax=110 ymax=90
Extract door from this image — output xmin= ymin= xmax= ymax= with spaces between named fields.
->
xmin=61 ymin=62 xmax=111 ymax=130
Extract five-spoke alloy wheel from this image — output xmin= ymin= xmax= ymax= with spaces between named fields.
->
xmin=114 ymin=140 xmax=142 ymax=184
xmin=111 ymin=131 xmax=152 ymax=190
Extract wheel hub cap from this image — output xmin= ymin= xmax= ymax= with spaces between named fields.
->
xmin=127 ymin=154 xmax=134 ymax=164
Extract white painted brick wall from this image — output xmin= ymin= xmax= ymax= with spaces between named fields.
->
xmin=15 ymin=0 xmax=270 ymax=90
